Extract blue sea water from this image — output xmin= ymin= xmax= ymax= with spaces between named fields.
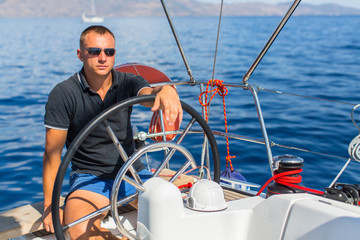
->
xmin=0 ymin=15 xmax=360 ymax=212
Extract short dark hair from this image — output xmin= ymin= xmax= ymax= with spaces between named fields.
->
xmin=80 ymin=25 xmax=115 ymax=48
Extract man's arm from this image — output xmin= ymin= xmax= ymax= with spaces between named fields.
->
xmin=42 ymin=128 xmax=67 ymax=233
xmin=139 ymin=85 xmax=183 ymax=125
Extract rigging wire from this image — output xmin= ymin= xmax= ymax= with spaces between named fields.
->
xmin=211 ymin=0 xmax=224 ymax=82
xmin=206 ymin=0 xmax=225 ymax=120
xmin=160 ymin=0 xmax=195 ymax=82
xmin=243 ymin=0 xmax=302 ymax=84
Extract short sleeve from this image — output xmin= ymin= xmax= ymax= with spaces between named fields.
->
xmin=44 ymin=84 xmax=73 ymax=130
xmin=125 ymin=73 xmax=151 ymax=97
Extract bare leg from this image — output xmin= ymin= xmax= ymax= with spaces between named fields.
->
xmin=64 ymin=190 xmax=121 ymax=240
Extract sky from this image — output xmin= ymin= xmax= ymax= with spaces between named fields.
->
xmin=193 ymin=0 xmax=360 ymax=9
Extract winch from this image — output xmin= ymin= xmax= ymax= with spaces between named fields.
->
xmin=266 ymin=154 xmax=306 ymax=197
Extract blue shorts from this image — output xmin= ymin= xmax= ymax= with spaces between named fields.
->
xmin=68 ymin=169 xmax=153 ymax=199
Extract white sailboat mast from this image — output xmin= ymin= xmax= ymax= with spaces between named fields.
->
xmin=91 ymin=0 xmax=96 ymax=16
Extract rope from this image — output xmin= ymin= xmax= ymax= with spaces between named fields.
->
xmin=256 ymin=169 xmax=324 ymax=196
xmin=199 ymin=79 xmax=236 ymax=171
xmin=177 ymin=182 xmax=193 ymax=189
xmin=349 ymin=105 xmax=360 ymax=162
xmin=348 ymin=134 xmax=360 ymax=162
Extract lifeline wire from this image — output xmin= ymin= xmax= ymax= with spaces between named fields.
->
xmin=262 ymin=87 xmax=357 ymax=106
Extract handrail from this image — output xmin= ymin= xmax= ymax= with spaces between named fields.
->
xmin=246 ymin=85 xmax=274 ymax=175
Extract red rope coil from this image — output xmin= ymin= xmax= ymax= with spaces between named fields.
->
xmin=256 ymin=169 xmax=324 ymax=196
xmin=199 ymin=79 xmax=235 ymax=171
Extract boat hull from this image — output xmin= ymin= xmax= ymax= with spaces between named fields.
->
xmin=81 ymin=13 xmax=103 ymax=23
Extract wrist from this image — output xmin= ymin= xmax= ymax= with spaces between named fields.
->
xmin=163 ymin=84 xmax=177 ymax=92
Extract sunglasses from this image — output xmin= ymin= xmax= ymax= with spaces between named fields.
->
xmin=84 ymin=48 xmax=116 ymax=57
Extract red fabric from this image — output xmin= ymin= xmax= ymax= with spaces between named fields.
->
xmin=115 ymin=63 xmax=171 ymax=84
xmin=149 ymin=110 xmax=180 ymax=142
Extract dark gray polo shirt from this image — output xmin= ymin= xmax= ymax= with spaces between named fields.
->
xmin=45 ymin=68 xmax=150 ymax=179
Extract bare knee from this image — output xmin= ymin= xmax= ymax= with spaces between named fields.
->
xmin=66 ymin=218 xmax=102 ymax=240
xmin=64 ymin=190 xmax=110 ymax=240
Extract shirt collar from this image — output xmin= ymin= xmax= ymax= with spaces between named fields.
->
xmin=77 ymin=68 xmax=119 ymax=92
xmin=110 ymin=69 xmax=119 ymax=89
xmin=77 ymin=68 xmax=90 ymax=91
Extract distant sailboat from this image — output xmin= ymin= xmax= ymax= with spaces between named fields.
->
xmin=82 ymin=0 xmax=104 ymax=23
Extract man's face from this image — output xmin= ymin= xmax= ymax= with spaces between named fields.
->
xmin=77 ymin=31 xmax=116 ymax=78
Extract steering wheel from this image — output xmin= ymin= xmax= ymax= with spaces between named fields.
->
xmin=52 ymin=94 xmax=220 ymax=240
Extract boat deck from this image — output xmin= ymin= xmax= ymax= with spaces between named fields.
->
xmin=223 ymin=187 xmax=250 ymax=202
xmin=0 ymin=184 xmax=248 ymax=239
xmin=0 ymin=197 xmax=65 ymax=239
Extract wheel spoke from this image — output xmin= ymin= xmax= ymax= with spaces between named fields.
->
xmin=104 ymin=120 xmax=129 ymax=160
xmin=124 ymin=175 xmax=147 ymax=192
xmin=158 ymin=109 xmax=167 ymax=141
xmin=153 ymin=147 xmax=176 ymax=178
xmin=153 ymin=117 xmax=197 ymax=178
xmin=63 ymin=193 xmax=138 ymax=231
xmin=175 ymin=117 xmax=196 ymax=145
xmin=104 ymin=120 xmax=142 ymax=184
xmin=169 ymin=159 xmax=195 ymax=183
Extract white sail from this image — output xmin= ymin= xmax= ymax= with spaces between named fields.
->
xmin=82 ymin=0 xmax=104 ymax=23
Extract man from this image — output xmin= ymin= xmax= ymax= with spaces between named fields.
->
xmin=42 ymin=25 xmax=182 ymax=239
